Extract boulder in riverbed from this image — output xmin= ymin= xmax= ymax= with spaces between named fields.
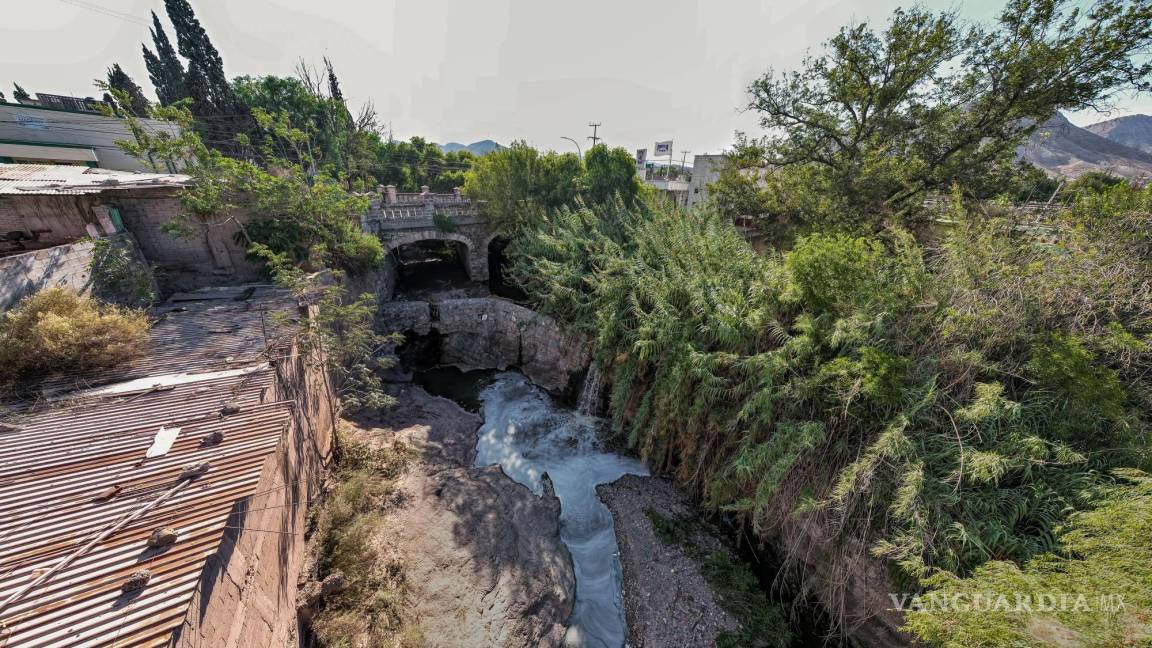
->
xmin=335 ymin=384 xmax=575 ymax=647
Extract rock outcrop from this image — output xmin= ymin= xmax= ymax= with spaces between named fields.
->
xmin=379 ymin=297 xmax=589 ymax=393
xmin=341 ymin=384 xmax=575 ymax=647
xmin=378 ymin=299 xmax=432 ymax=336
xmin=597 ymin=475 xmax=745 ymax=647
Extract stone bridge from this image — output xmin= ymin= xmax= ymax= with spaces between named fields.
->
xmin=361 ymin=185 xmax=497 ymax=281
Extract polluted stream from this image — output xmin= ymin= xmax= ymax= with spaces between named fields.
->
xmin=417 ymin=368 xmax=646 ymax=648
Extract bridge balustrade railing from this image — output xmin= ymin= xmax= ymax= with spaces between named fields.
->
xmin=389 ymin=192 xmax=469 ymax=205
xmin=362 ymin=203 xmax=482 ymax=233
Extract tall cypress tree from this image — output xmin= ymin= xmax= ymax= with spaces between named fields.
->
xmin=163 ymin=0 xmax=235 ymax=113
xmin=13 ymin=83 xmax=31 ymax=103
xmin=106 ymin=64 xmax=152 ymax=116
xmin=324 ymin=56 xmax=344 ymax=103
xmin=183 ymin=64 xmax=213 ymax=119
xmin=142 ymin=11 xmax=186 ymax=105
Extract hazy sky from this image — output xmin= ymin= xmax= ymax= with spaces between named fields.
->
xmin=5 ymin=0 xmax=1151 ymax=158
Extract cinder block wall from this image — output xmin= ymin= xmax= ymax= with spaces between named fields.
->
xmin=0 ymin=240 xmax=95 ymax=310
xmin=174 ymin=334 xmax=335 ymax=648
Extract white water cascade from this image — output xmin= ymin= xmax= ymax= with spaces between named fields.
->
xmin=576 ymin=363 xmax=604 ymax=417
xmin=474 ymin=373 xmax=647 ymax=648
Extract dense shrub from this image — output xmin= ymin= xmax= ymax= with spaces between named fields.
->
xmin=87 ymin=236 xmax=157 ymax=307
xmin=507 ymin=187 xmax=1152 ymax=642
xmin=0 ymin=288 xmax=149 ymax=383
xmin=905 ymin=469 xmax=1152 ymax=647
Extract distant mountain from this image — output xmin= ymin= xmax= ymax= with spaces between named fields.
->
xmin=1017 ymin=112 xmax=1152 ymax=179
xmin=1084 ymin=114 xmax=1152 ymax=156
xmin=438 ymin=140 xmax=503 ymax=156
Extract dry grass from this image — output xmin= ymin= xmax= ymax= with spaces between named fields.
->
xmin=0 ymin=288 xmax=148 ymax=384
xmin=310 ymin=427 xmax=424 ymax=648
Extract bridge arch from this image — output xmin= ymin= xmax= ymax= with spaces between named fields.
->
xmin=383 ymin=229 xmax=486 ymax=281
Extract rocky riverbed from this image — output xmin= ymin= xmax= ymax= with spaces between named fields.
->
xmin=599 ymin=475 xmax=746 ymax=647
xmin=311 ymin=384 xmax=576 ymax=647
xmin=302 ymin=295 xmax=834 ymax=647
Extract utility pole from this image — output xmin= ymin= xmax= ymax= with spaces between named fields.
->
xmin=679 ymin=150 xmax=691 ymax=179
xmin=588 ymin=123 xmax=602 ymax=147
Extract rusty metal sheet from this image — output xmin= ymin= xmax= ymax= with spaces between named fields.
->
xmin=0 ymin=285 xmax=310 ymax=647
xmin=0 ymin=164 xmax=191 ymax=196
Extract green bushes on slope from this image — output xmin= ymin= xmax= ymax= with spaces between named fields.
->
xmin=905 ymin=469 xmax=1152 ymax=647
xmin=506 ymin=185 xmax=1152 ymax=643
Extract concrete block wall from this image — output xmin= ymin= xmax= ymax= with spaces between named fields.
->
xmin=0 ymin=195 xmax=103 ymax=247
xmin=0 ymin=239 xmax=96 ymax=311
xmin=174 ymin=336 xmax=335 ymax=648
xmin=114 ymin=191 xmax=262 ymax=293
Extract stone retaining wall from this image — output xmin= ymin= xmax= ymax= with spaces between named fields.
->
xmin=379 ymin=297 xmax=589 ymax=393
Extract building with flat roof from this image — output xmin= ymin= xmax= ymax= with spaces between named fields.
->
xmin=0 ymin=101 xmax=179 ymax=172
xmin=688 ymin=154 xmax=727 ymax=209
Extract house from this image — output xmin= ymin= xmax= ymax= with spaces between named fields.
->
xmin=644 ymin=177 xmax=691 ymax=207
xmin=0 ymin=164 xmax=260 ymax=307
xmin=0 ymin=286 xmax=335 ymax=648
xmin=0 ymin=100 xmax=180 ymax=172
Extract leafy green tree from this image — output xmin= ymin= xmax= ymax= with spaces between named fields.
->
xmin=142 ymin=11 xmax=186 ymax=106
xmin=230 ymin=73 xmax=469 ymax=192
xmin=462 ymin=141 xmax=582 ymax=234
xmin=374 ymin=136 xmax=471 ymax=192
xmin=105 ymin=64 xmax=151 ymax=116
xmin=736 ymin=0 xmax=1152 ymax=232
xmin=1006 ymin=161 xmax=1062 ymax=202
xmin=12 ymin=83 xmax=30 ymax=103
xmin=1064 ymin=170 xmax=1128 ymax=197
xmin=234 ymin=76 xmax=342 ymax=159
xmin=108 ymin=92 xmax=393 ymax=414
xmin=582 ymin=143 xmax=641 ymax=205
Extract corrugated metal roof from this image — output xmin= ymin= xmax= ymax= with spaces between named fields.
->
xmin=0 ymin=286 xmax=309 ymax=647
xmin=0 ymin=164 xmax=191 ymax=196
xmin=18 ymin=286 xmax=302 ymax=402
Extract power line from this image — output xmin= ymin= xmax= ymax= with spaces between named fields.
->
xmin=55 ymin=0 xmax=150 ymax=27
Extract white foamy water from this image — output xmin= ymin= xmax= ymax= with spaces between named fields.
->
xmin=474 ymin=372 xmax=648 ymax=648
